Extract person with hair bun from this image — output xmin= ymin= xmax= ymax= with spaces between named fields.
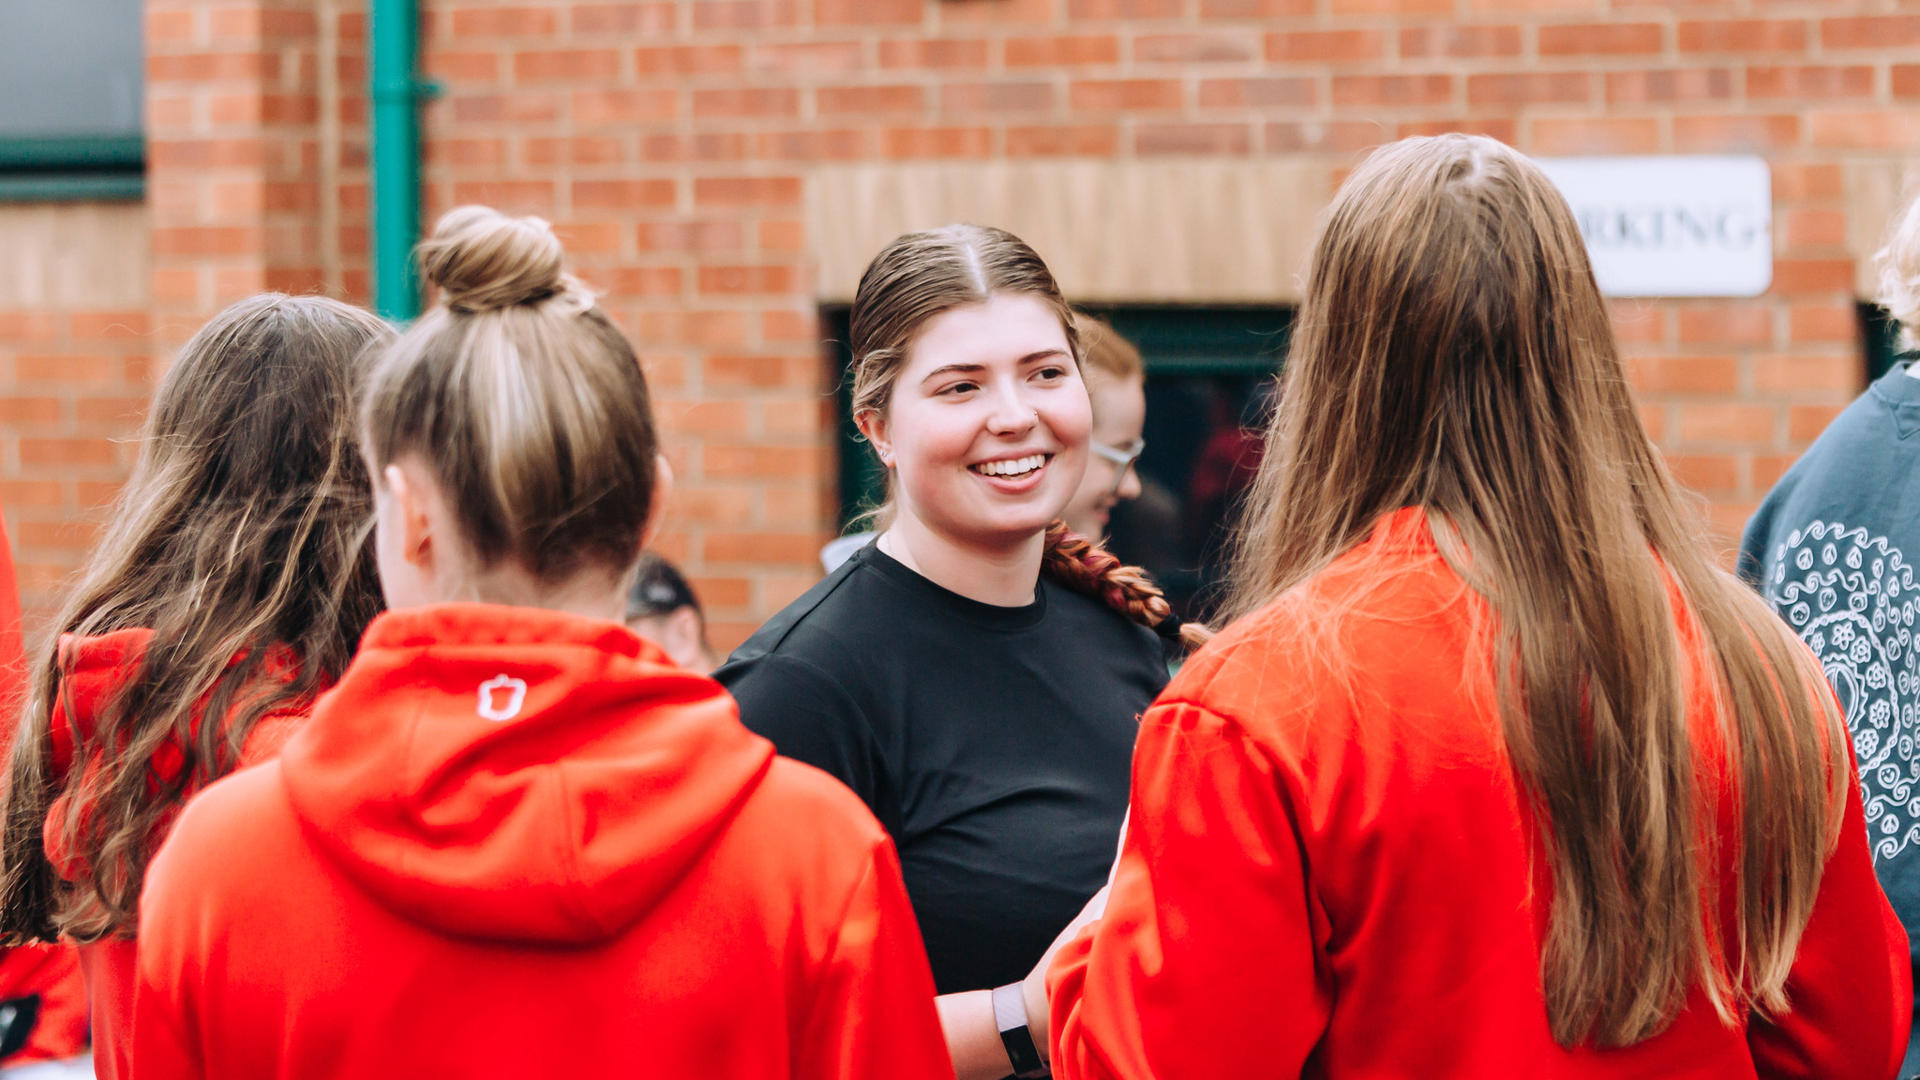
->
xmin=126 ymin=207 xmax=949 ymax=1080
xmin=716 ymin=224 xmax=1205 ymax=1080
xmin=0 ymin=292 xmax=392 ymax=1080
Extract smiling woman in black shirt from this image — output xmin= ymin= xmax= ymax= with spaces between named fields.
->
xmin=716 ymin=224 xmax=1206 ymax=1080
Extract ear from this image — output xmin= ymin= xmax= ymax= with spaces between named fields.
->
xmin=383 ymin=462 xmax=436 ymax=573
xmin=854 ymin=408 xmax=893 ymax=468
xmin=640 ymin=453 xmax=674 ymax=551
xmin=664 ymin=606 xmax=704 ymax=656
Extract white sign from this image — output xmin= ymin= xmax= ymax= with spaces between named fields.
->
xmin=1538 ymin=155 xmax=1772 ymax=298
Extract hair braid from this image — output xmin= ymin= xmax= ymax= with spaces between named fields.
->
xmin=1039 ymin=520 xmax=1213 ymax=652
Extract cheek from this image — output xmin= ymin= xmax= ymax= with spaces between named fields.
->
xmin=1044 ymin=386 xmax=1094 ymax=448
xmin=887 ymin=399 xmax=981 ymax=481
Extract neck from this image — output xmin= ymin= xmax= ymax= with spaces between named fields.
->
xmin=879 ymin=515 xmax=1046 ymax=607
xmin=443 ymin=563 xmax=629 ymax=624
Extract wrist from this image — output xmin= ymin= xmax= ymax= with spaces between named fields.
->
xmin=991 ymin=981 xmax=1049 ymax=1078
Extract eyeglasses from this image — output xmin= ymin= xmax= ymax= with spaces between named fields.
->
xmin=1089 ymin=438 xmax=1145 ymax=496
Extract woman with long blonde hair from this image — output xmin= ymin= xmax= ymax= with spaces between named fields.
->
xmin=1040 ymin=134 xmax=1911 ymax=1077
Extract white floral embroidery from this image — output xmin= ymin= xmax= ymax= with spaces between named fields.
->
xmin=1768 ymin=521 xmax=1920 ymax=863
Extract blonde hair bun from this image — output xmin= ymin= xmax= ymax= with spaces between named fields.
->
xmin=1875 ymin=194 xmax=1920 ymax=350
xmin=419 ymin=205 xmax=574 ymax=314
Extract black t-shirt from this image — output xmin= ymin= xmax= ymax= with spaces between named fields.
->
xmin=714 ymin=542 xmax=1168 ymax=993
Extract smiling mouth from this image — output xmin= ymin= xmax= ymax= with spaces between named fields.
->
xmin=970 ymin=453 xmax=1049 ymax=479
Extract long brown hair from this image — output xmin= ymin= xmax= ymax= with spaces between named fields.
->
xmin=1 ymin=294 xmax=391 ymax=943
xmin=1224 ymin=135 xmax=1846 ymax=1046
xmin=851 ymin=224 xmax=1207 ymax=649
xmin=362 ymin=205 xmax=659 ymax=583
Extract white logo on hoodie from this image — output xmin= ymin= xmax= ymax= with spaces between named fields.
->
xmin=477 ymin=675 xmax=528 ymax=722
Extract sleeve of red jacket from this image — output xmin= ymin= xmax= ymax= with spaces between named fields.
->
xmin=1747 ymin=754 xmax=1913 ymax=1079
xmin=797 ymin=836 xmax=953 ymax=1080
xmin=128 ymin=861 xmax=204 ymax=1080
xmin=1048 ymin=701 xmax=1331 ymax=1079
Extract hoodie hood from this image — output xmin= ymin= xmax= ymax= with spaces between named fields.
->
xmin=280 ymin=604 xmax=775 ymax=946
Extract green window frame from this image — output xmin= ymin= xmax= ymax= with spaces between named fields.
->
xmin=0 ymin=135 xmax=144 ymax=202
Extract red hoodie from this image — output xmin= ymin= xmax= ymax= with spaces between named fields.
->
xmin=130 ymin=604 xmax=952 ymax=1080
xmin=1049 ymin=508 xmax=1912 ymax=1079
xmin=39 ymin=628 xmax=305 ymax=1080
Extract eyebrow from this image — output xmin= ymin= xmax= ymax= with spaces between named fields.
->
xmin=917 ymin=350 xmax=1070 ymax=388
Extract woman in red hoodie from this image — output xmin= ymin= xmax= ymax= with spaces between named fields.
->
xmin=127 ymin=205 xmax=951 ymax=1080
xmin=1039 ymin=134 xmax=1914 ymax=1077
xmin=0 ymin=294 xmax=392 ymax=1079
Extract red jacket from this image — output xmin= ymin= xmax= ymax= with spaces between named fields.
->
xmin=39 ymin=628 xmax=304 ymax=1080
xmin=0 ymin=510 xmax=89 ymax=1066
xmin=1050 ymin=507 xmax=1912 ymax=1079
xmin=131 ymin=604 xmax=951 ymax=1080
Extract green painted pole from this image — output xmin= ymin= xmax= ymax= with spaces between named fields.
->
xmin=369 ymin=0 xmax=430 ymax=321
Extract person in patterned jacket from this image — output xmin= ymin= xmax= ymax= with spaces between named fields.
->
xmin=1740 ymin=190 xmax=1920 ymax=1078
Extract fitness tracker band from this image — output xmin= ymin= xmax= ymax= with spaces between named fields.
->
xmin=992 ymin=981 xmax=1049 ymax=1079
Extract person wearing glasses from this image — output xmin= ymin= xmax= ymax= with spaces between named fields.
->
xmin=1059 ymin=315 xmax=1146 ymax=542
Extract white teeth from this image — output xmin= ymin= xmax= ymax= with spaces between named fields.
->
xmin=973 ymin=454 xmax=1046 ymax=478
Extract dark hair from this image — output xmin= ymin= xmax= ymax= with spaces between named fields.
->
xmin=850 ymin=224 xmax=1208 ymax=649
xmin=1 ymin=293 xmax=391 ymax=943
xmin=626 ymin=553 xmax=702 ymax=621
xmin=362 ymin=205 xmax=659 ymax=582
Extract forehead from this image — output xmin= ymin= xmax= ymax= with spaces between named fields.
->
xmin=900 ymin=293 xmax=1071 ymax=378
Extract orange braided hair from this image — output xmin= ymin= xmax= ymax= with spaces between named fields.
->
xmin=1039 ymin=520 xmax=1214 ymax=652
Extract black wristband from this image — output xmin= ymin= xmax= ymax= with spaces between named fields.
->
xmin=992 ymin=982 xmax=1049 ymax=1079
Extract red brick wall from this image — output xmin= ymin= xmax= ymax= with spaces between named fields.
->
xmin=5 ymin=0 xmax=1918 ymax=646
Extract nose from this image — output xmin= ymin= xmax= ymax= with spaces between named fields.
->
xmin=985 ymin=377 xmax=1038 ymax=437
xmin=1116 ymin=464 xmax=1143 ymax=502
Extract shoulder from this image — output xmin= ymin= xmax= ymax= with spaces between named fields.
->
xmin=726 ymin=757 xmax=892 ymax=885
xmin=719 ymin=556 xmax=890 ymax=678
xmin=1040 ymin=579 xmax=1167 ymax=666
xmin=146 ymin=763 xmax=298 ymax=900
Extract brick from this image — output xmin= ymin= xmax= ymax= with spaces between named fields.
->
xmin=1266 ymin=29 xmax=1387 ymax=64
xmin=1398 ymin=25 xmax=1521 ymax=59
xmin=1624 ymin=354 xmax=1740 ymax=394
xmin=1265 ymin=120 xmax=1383 ymax=153
xmin=641 ymin=133 xmax=751 ymax=163
xmin=693 ymin=0 xmax=798 ymax=29
xmin=694 ymin=176 xmax=804 ymax=208
xmin=21 ymin=439 xmax=116 ymax=468
xmin=1605 ymin=69 xmax=1735 ymax=106
xmin=882 ymin=126 xmax=994 ymax=158
xmin=450 ymin=93 xmax=561 ymax=124
xmin=709 ymin=353 xmax=799 ymax=387
xmin=1678 ymin=19 xmax=1808 ymax=54
xmin=816 ymin=0 xmax=923 ymax=24
xmin=1672 ymin=114 xmax=1799 ymax=152
xmin=525 ymin=136 xmax=626 ymax=167
xmin=1784 ymin=208 xmax=1848 ymax=250
xmin=572 ymin=3 xmax=677 ymax=33
xmin=1330 ymin=0 xmax=1451 ymax=12
xmin=816 ymin=85 xmax=927 ymax=115
xmin=1542 ymin=22 xmax=1666 ymax=56
xmin=879 ymin=38 xmax=991 ymax=69
xmin=634 ymin=45 xmax=746 ymax=77
xmin=942 ymin=82 xmax=1056 ymax=113
xmin=1773 ymin=164 xmax=1843 ymax=202
xmin=661 ymin=400 xmax=754 ymax=437
xmin=571 ymin=89 xmax=678 ymax=125
xmin=1006 ymin=124 xmax=1122 ymax=156
xmin=1753 ymin=353 xmax=1860 ymax=394
xmin=1897 ymin=66 xmax=1920 ymax=100
xmin=1664 ymin=454 xmax=1739 ymax=494
xmin=1005 ymin=34 xmax=1121 ymax=66
xmin=1823 ymin=16 xmax=1920 ymax=50
xmin=1134 ymin=33 xmax=1257 ymax=63
xmin=573 ymin=179 xmax=677 ymax=209
xmin=752 ymin=45 xmax=866 ymax=78
xmin=1676 ymin=403 xmax=1776 ymax=444
xmin=1201 ymin=0 xmax=1312 ymax=15
xmin=937 ymin=0 xmax=1056 ymax=24
xmin=0 ymin=398 xmax=63 ymax=425
xmin=1810 ymin=112 xmax=1920 ymax=151
xmin=1748 ymin=65 xmax=1874 ymax=101
xmin=1530 ymin=116 xmax=1660 ymax=155
xmin=449 ymin=180 xmax=556 ymax=209
xmin=151 ymin=226 xmax=267 ymax=258
xmin=1788 ymin=304 xmax=1857 ymax=344
xmin=1770 ymin=259 xmax=1855 ymax=295
xmin=1068 ymin=0 xmax=1184 ymax=19
xmin=1137 ymin=123 xmax=1254 ymax=155
xmin=450 ymin=7 xmax=559 ymax=36
xmin=637 ymin=220 xmax=748 ymax=254
xmin=69 ymin=312 xmax=151 ymax=341
xmin=1332 ymin=75 xmax=1453 ymax=108
xmin=1789 ymin=405 xmax=1845 ymax=443
xmin=428 ymin=137 xmax=510 ymax=167
xmin=1198 ymin=77 xmax=1317 ymax=109
xmin=758 ymin=219 xmax=808 ymax=252
xmin=755 ymin=129 xmax=874 ymax=161
xmin=1070 ymin=79 xmax=1184 ymax=112
xmin=693 ymin=88 xmax=801 ymax=119
xmin=512 ymin=49 xmax=621 ymax=83
xmin=1398 ymin=118 xmax=1517 ymax=144
xmin=1677 ymin=305 xmax=1773 ymax=347
xmin=1467 ymin=72 xmax=1592 ymax=107
xmin=763 ymin=309 xmax=821 ymax=342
